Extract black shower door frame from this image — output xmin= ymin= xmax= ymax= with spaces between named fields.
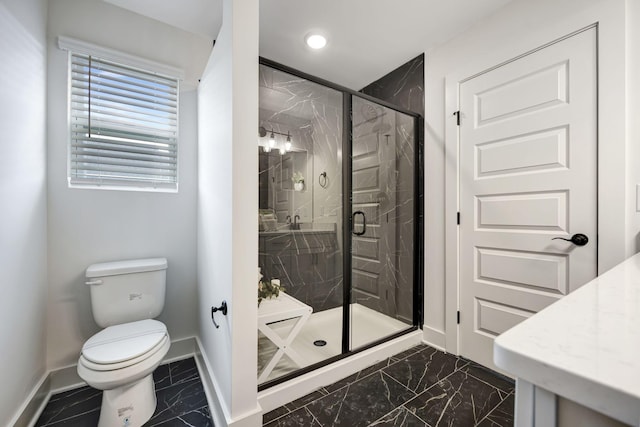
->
xmin=258 ymin=57 xmax=424 ymax=391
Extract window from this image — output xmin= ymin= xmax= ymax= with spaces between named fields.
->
xmin=68 ymin=52 xmax=179 ymax=191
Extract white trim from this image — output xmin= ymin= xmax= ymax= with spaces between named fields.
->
xmin=194 ymin=336 xmax=233 ymax=427
xmin=444 ymin=74 xmax=460 ymax=355
xmin=194 ymin=337 xmax=263 ymax=427
xmin=422 ymin=325 xmax=447 ymax=352
xmin=7 ymin=372 xmax=49 ymax=427
xmin=57 ymin=36 xmax=185 ymax=81
xmin=258 ymin=330 xmax=422 ymax=414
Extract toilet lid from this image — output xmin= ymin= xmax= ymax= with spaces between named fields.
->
xmin=82 ymin=319 xmax=167 ymax=365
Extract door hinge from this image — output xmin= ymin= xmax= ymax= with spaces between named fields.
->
xmin=457 ymin=212 xmax=460 ymax=225
xmin=453 ymin=110 xmax=461 ymax=126
xmin=457 ymin=311 xmax=460 ymax=324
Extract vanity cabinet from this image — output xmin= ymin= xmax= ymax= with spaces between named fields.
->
xmin=494 ymin=253 xmax=640 ymax=427
xmin=259 ymin=231 xmax=340 ymax=312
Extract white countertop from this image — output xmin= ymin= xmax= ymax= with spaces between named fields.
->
xmin=494 ymin=253 xmax=640 ymax=426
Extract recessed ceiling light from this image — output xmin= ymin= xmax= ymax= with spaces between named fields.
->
xmin=305 ymin=33 xmax=327 ymax=50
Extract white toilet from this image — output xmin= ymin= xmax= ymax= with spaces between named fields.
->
xmin=78 ymin=258 xmax=171 ymax=427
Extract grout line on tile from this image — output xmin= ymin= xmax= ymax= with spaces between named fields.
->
xmin=380 ymin=370 xmax=418 ymax=398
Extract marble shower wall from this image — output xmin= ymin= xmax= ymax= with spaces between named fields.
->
xmin=360 ymin=54 xmax=424 ymax=117
xmin=359 ymin=54 xmax=424 ymax=324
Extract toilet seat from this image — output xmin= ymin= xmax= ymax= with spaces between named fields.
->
xmin=81 ymin=319 xmax=167 ymax=369
xmin=78 ymin=321 xmax=171 ymax=391
xmin=80 ymin=334 xmax=169 ymax=372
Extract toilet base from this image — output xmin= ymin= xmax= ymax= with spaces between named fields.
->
xmin=98 ymin=374 xmax=157 ymax=427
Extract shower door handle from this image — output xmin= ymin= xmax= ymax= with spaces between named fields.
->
xmin=352 ymin=211 xmax=366 ymax=236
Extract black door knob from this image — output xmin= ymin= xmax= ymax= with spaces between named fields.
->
xmin=552 ymin=233 xmax=589 ymax=246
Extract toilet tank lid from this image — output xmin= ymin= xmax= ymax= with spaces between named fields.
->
xmin=86 ymin=258 xmax=167 ymax=278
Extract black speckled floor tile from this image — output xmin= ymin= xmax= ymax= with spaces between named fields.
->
xmin=477 ymin=393 xmax=514 ymax=427
xmin=264 ymin=406 xmax=323 ymax=427
xmin=154 ymin=363 xmax=172 ymax=391
xmin=368 ymin=407 xmax=427 ymax=426
xmin=149 ymin=406 xmax=214 ymax=427
xmin=262 ymin=344 xmax=515 ymax=426
xmin=383 ymin=346 xmax=467 ymax=394
xmin=305 ymin=371 xmax=416 ymax=427
xmin=35 ymin=386 xmax=102 ymax=426
xmin=35 ymin=358 xmax=213 ymax=427
xmin=460 ymin=362 xmax=515 ymax=396
xmin=38 ymin=408 xmax=100 ymax=426
xmin=145 ymin=378 xmax=208 ymax=425
xmin=405 ymin=369 xmax=504 ymax=427
xmin=169 ymin=358 xmax=199 ymax=385
xmin=263 ymin=405 xmax=291 ymax=425
xmin=323 ymin=358 xmax=393 ymax=394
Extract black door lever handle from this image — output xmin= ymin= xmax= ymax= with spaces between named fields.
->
xmin=552 ymin=233 xmax=589 ymax=246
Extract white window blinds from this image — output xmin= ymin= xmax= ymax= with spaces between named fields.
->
xmin=69 ymin=53 xmax=179 ymax=190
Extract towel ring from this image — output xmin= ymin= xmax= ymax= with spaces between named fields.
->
xmin=319 ymin=172 xmax=328 ymax=188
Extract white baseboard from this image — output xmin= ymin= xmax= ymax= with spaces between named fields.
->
xmin=258 ymin=330 xmax=423 ymax=414
xmin=8 ymin=372 xmax=49 ymax=427
xmin=423 ymin=325 xmax=447 ymax=352
xmin=13 ymin=336 xmax=200 ymax=427
xmin=193 ymin=337 xmax=231 ymax=427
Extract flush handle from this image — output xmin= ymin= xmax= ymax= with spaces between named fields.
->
xmin=552 ymin=233 xmax=589 ymax=246
xmin=84 ymin=279 xmax=103 ymax=286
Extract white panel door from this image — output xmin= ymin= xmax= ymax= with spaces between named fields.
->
xmin=459 ymin=28 xmax=597 ymax=370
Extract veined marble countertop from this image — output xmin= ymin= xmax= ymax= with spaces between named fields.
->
xmin=494 ymin=253 xmax=640 ymax=425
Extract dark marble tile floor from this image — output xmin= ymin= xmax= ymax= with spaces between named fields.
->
xmin=263 ymin=344 xmax=515 ymax=427
xmin=33 ymin=346 xmax=513 ymax=427
xmin=35 ymin=357 xmax=213 ymax=427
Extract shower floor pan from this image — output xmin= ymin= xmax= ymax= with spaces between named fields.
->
xmin=258 ymin=303 xmax=409 ymax=384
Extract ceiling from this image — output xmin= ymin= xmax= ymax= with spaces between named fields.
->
xmin=104 ymin=0 xmax=515 ymax=90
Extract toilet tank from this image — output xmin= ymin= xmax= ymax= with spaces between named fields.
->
xmin=85 ymin=258 xmax=167 ymax=328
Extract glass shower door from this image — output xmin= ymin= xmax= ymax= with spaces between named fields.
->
xmin=257 ymin=64 xmax=345 ymax=386
xmin=349 ymin=95 xmax=417 ymax=351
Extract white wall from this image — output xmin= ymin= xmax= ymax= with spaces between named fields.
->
xmin=197 ymin=0 xmax=260 ymax=425
xmin=626 ymin=0 xmax=640 ymax=255
xmin=424 ymin=0 xmax=632 ymax=351
xmin=46 ymin=0 xmax=211 ymax=369
xmin=0 ymin=0 xmax=48 ymax=424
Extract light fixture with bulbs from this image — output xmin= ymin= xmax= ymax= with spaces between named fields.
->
xmin=258 ymin=126 xmax=294 ymax=154
xmin=305 ymin=33 xmax=327 ymax=50
xmin=284 ymin=132 xmax=292 ymax=151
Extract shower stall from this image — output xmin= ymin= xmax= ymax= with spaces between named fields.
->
xmin=257 ymin=58 xmax=422 ymax=388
